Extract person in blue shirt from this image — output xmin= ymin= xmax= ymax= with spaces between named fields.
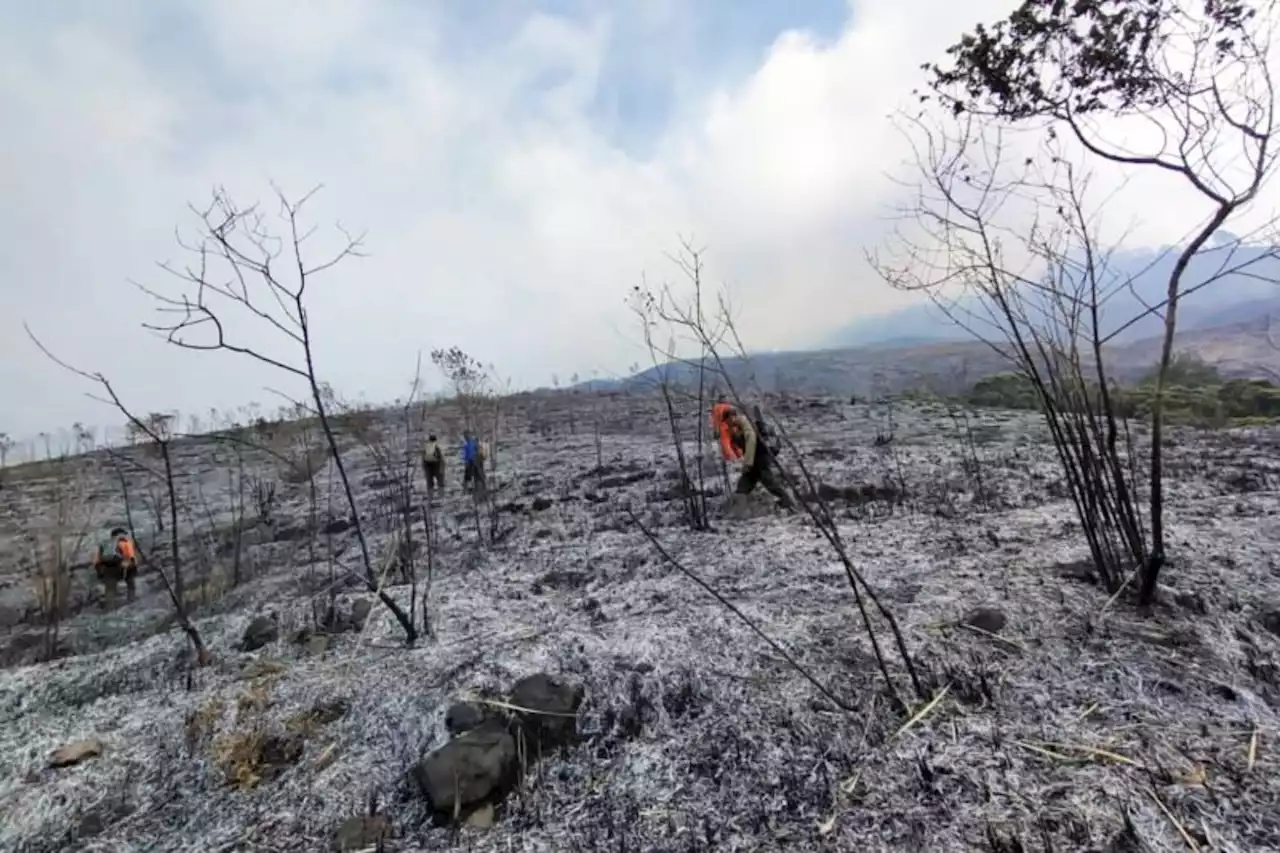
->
xmin=461 ymin=431 xmax=485 ymax=493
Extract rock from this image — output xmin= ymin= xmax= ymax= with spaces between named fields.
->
xmin=1260 ymin=608 xmax=1280 ymax=637
xmin=350 ymin=599 xmax=373 ymax=631
xmin=322 ymin=517 xmax=352 ymax=536
xmin=307 ymin=634 xmax=330 ymax=657
xmin=537 ymin=569 xmax=588 ymax=591
xmin=0 ymin=604 xmax=24 ymax=630
xmin=465 ymin=802 xmax=496 ymax=828
xmin=333 ymin=814 xmax=390 ymax=852
xmin=77 ymin=810 xmax=106 ymax=838
xmin=531 ymin=497 xmax=553 ymax=512
xmin=412 ymin=720 xmax=517 ymax=818
xmin=509 ymin=673 xmax=584 ymax=751
xmin=960 ymin=607 xmax=1007 ymax=635
xmin=49 ymin=737 xmax=104 ymax=768
xmin=445 ymin=702 xmax=488 ymax=736
xmin=241 ymin=615 xmax=279 ymax=652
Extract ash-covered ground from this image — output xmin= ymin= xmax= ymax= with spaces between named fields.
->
xmin=2 ymin=392 xmax=1280 ymax=852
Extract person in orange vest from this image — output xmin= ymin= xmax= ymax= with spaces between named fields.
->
xmin=711 ymin=402 xmax=794 ymax=509
xmin=711 ymin=401 xmax=742 ymax=463
xmin=93 ymin=526 xmax=139 ymax=608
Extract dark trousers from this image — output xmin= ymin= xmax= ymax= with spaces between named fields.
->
xmin=735 ymin=460 xmax=793 ymax=508
xmin=97 ymin=560 xmax=137 ymax=608
xmin=463 ymin=460 xmax=485 ymax=492
xmin=422 ymin=461 xmax=444 ymax=491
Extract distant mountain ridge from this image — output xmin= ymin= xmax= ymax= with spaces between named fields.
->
xmin=564 ymin=240 xmax=1280 ymax=398
xmin=580 ymin=316 xmax=1280 ymax=399
xmin=826 ymin=242 xmax=1280 ymax=349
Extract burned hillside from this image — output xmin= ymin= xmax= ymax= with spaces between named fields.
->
xmin=1 ymin=391 xmax=1279 ymax=852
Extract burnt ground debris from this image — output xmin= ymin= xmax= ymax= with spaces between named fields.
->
xmin=0 ymin=391 xmax=1279 ymax=850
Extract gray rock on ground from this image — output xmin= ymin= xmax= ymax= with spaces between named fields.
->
xmin=961 ymin=606 xmax=1007 ymax=634
xmin=445 ymin=701 xmax=488 ymax=736
xmin=412 ymin=719 xmax=518 ymax=820
xmin=240 ymin=614 xmax=279 ymax=651
xmin=509 ymin=672 xmax=584 ymax=752
xmin=1260 ymin=606 xmax=1280 ymax=637
xmin=350 ymin=598 xmax=373 ymax=631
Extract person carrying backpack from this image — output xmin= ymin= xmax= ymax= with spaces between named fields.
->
xmin=93 ymin=526 xmax=138 ymax=608
xmin=712 ymin=403 xmax=794 ymax=510
xmin=421 ymin=434 xmax=445 ymax=492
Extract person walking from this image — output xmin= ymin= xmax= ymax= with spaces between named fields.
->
xmin=461 ymin=431 xmax=486 ymax=495
xmin=421 ymin=434 xmax=445 ymax=493
xmin=712 ymin=403 xmax=794 ymax=510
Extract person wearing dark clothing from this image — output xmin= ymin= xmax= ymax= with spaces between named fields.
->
xmin=719 ymin=407 xmax=794 ymax=510
xmin=421 ymin=434 xmax=445 ymax=492
xmin=93 ymin=526 xmax=139 ymax=608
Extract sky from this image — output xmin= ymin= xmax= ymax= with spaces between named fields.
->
xmin=2 ymin=0 xmax=1277 ymax=448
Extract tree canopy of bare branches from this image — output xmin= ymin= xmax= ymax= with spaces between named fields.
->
xmin=23 ymin=326 xmax=211 ymax=663
xmin=430 ymin=346 xmax=492 ymax=435
xmin=627 ymin=242 xmax=927 ymax=709
xmin=135 ymin=186 xmax=417 ymax=642
xmin=881 ymin=0 xmax=1280 ymax=604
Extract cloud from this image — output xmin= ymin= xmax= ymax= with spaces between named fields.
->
xmin=1 ymin=0 xmax=1274 ymax=447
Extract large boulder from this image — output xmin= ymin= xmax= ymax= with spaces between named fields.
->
xmin=509 ymin=673 xmax=584 ymax=751
xmin=412 ymin=720 xmax=517 ymax=819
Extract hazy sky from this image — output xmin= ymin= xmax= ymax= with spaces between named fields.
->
xmin=2 ymin=0 xmax=1275 ymax=446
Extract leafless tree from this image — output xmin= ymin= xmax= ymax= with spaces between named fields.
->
xmin=133 ymin=185 xmax=416 ymax=641
xmin=891 ymin=0 xmax=1280 ymax=602
xmin=25 ymin=327 xmax=212 ymax=664
xmin=29 ymin=451 xmax=98 ymax=660
xmin=357 ymin=356 xmax=428 ymax=634
xmin=879 ymin=116 xmax=1192 ymax=595
xmin=431 ymin=347 xmax=489 ymax=435
xmin=626 ymin=244 xmax=927 ymax=709
xmin=569 ymin=372 xmax=581 ymax=434
xmin=626 ymin=248 xmax=716 ymax=533
xmin=431 ymin=346 xmax=504 ymax=543
xmin=488 ymin=371 xmax=513 ymax=481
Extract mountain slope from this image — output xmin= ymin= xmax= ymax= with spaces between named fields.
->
xmin=828 ymin=242 xmax=1280 ymax=348
xmin=618 ymin=317 xmax=1280 ymax=397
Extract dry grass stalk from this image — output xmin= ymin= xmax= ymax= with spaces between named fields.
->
xmin=893 ymin=684 xmax=951 ymax=741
